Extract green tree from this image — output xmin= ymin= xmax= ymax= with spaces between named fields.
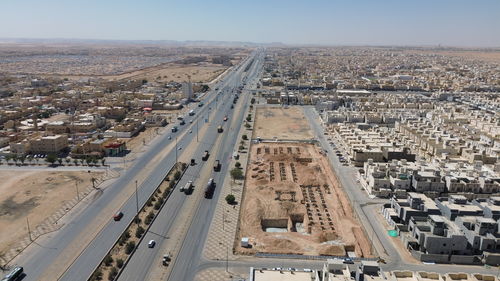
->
xmin=73 ymin=159 xmax=79 ymax=166
xmin=235 ymin=161 xmax=241 ymax=169
xmin=65 ymin=158 xmax=71 ymax=165
xmin=46 ymin=154 xmax=57 ymax=166
xmin=57 ymin=158 xmax=63 ymax=166
xmin=242 ymin=134 xmax=248 ymax=140
xmin=225 ymin=194 xmax=236 ymax=205
xmin=230 ymin=168 xmax=244 ymax=182
xmin=101 ymin=158 xmax=106 ymax=166
xmin=251 ymin=98 xmax=256 ymax=104
xmin=19 ymin=156 xmax=26 ymax=165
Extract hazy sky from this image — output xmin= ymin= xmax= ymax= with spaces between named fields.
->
xmin=1 ymin=0 xmax=499 ymax=47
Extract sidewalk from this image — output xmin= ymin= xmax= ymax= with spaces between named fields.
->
xmin=201 ymin=93 xmax=255 ymax=262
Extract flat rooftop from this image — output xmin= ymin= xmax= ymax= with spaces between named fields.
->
xmin=253 ymin=269 xmax=314 ymax=281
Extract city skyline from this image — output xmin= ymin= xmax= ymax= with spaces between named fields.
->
xmin=0 ymin=0 xmax=499 ymax=47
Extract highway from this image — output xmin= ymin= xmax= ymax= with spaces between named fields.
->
xmin=15 ymin=51 xmax=259 ymax=281
xmin=116 ymin=51 xmax=265 ymax=281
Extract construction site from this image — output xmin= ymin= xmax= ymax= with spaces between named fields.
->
xmin=236 ymin=106 xmax=372 ymax=258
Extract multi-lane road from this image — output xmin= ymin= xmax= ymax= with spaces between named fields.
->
xmin=14 ymin=50 xmax=262 ymax=281
xmin=117 ymin=51 xmax=265 ymax=281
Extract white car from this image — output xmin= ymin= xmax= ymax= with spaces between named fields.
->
xmin=148 ymin=240 xmax=156 ymax=248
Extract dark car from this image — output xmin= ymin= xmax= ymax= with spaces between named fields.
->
xmin=113 ymin=211 xmax=124 ymax=221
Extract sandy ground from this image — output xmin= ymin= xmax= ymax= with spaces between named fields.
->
xmin=105 ymin=63 xmax=227 ymax=83
xmin=406 ymin=49 xmax=500 ymax=63
xmin=253 ymin=106 xmax=314 ymax=140
xmin=237 ymin=142 xmax=372 ymax=257
xmin=0 ymin=170 xmax=103 ymax=255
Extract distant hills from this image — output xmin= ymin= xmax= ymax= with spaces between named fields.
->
xmin=0 ymin=37 xmax=286 ymax=47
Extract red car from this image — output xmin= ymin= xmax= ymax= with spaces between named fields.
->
xmin=113 ymin=211 xmax=124 ymax=221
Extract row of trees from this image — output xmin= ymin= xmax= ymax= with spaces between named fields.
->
xmin=0 ymin=154 xmax=106 ymax=167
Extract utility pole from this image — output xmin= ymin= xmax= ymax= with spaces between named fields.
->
xmin=225 ymin=244 xmax=229 ymax=273
xmin=27 ymin=217 xmax=32 ymax=241
xmin=135 ymin=180 xmax=139 ymax=216
xmin=75 ymin=180 xmax=80 ymax=201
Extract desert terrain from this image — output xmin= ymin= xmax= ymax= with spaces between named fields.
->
xmin=253 ymin=107 xmax=314 ymax=140
xmin=237 ymin=106 xmax=371 ymax=257
xmin=0 ymin=170 xmax=103 ymax=256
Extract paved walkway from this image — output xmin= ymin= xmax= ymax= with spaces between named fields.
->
xmin=197 ymin=97 xmax=254 ymax=280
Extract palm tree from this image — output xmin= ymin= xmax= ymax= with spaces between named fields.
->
xmin=73 ymin=159 xmax=79 ymax=166
xmin=19 ymin=156 xmax=25 ymax=166
xmin=57 ymin=158 xmax=63 ymax=166
xmin=65 ymin=158 xmax=71 ymax=165
xmin=80 ymin=159 xmax=85 ymax=166
xmin=101 ymin=158 xmax=106 ymax=167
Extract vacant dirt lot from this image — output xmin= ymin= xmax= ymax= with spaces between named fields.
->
xmin=105 ymin=63 xmax=227 ymax=83
xmin=0 ymin=170 xmax=103 ymax=255
xmin=254 ymin=106 xmax=314 ymax=140
xmin=237 ymin=142 xmax=372 ymax=257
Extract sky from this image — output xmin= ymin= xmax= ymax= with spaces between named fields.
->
xmin=1 ymin=0 xmax=499 ymax=47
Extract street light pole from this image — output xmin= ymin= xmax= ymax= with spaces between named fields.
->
xmin=135 ymin=180 xmax=139 ymax=216
xmin=196 ymin=121 xmax=199 ymax=142
xmin=175 ymin=137 xmax=178 ymax=163
xmin=75 ymin=180 xmax=80 ymax=201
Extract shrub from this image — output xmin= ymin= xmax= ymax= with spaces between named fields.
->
xmin=108 ymin=267 xmax=118 ymax=280
xmin=91 ymin=269 xmax=103 ymax=281
xmin=235 ymin=162 xmax=241 ymax=168
xmin=242 ymin=134 xmax=248 ymax=140
xmin=103 ymin=254 xmax=113 ymax=266
xmin=125 ymin=241 xmax=136 ymax=254
xmin=116 ymin=258 xmax=124 ymax=269
xmin=135 ymin=226 xmax=145 ymax=238
xmin=173 ymin=171 xmax=181 ymax=181
xmin=225 ymin=194 xmax=236 ymax=205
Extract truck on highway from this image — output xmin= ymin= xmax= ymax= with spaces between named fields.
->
xmin=2 ymin=266 xmax=24 ymax=281
xmin=205 ymin=178 xmax=215 ymax=198
xmin=181 ymin=180 xmax=193 ymax=194
xmin=213 ymin=160 xmax=221 ymax=172
xmin=188 ymin=110 xmax=195 ymax=116
xmin=171 ymin=126 xmax=178 ymax=133
xmin=217 ymin=125 xmax=223 ymax=133
xmin=202 ymin=150 xmax=209 ymax=161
